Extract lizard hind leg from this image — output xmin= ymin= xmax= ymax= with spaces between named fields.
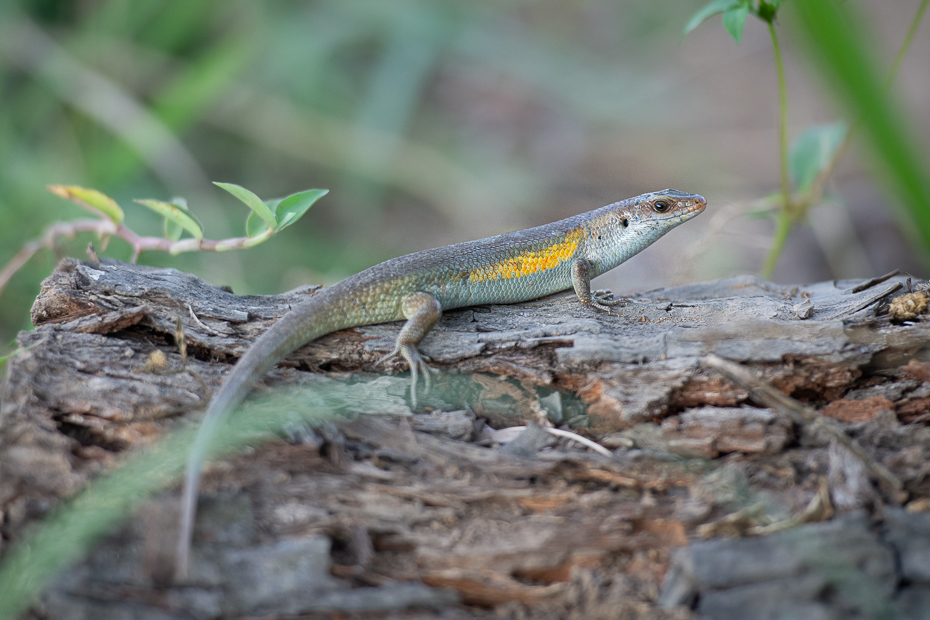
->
xmin=375 ymin=291 xmax=441 ymax=408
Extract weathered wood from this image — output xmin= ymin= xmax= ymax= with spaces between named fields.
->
xmin=2 ymin=257 xmax=930 ymax=619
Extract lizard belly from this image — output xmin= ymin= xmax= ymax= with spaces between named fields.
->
xmin=431 ymin=230 xmax=583 ymax=308
xmin=430 ymin=260 xmax=575 ymax=308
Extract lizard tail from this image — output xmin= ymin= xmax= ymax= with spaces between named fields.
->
xmin=175 ymin=293 xmax=346 ymax=579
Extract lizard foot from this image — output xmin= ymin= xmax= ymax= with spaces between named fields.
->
xmin=376 ymin=344 xmax=437 ymax=409
xmin=582 ymin=290 xmax=629 ymax=314
xmin=582 ymin=290 xmax=629 ymax=312
xmin=593 ymin=289 xmax=628 ymax=306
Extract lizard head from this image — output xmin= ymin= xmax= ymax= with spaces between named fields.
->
xmin=587 ymin=189 xmax=706 ymax=272
xmin=605 ymin=189 xmax=705 ymax=240
xmin=622 ymin=189 xmax=706 ymax=228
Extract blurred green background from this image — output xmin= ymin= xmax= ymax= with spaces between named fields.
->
xmin=1 ymin=0 xmax=928 ymax=346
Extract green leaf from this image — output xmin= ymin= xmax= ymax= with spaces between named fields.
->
xmin=164 ymin=219 xmax=183 ymax=242
xmin=722 ymin=4 xmax=751 ymax=44
xmin=245 ymin=189 xmax=328 ymax=237
xmin=0 ymin=349 xmax=19 ymax=372
xmin=47 ymin=185 xmax=125 ymax=224
xmin=274 ymin=189 xmax=328 ymax=231
xmin=0 ymin=342 xmax=35 ymax=372
xmin=161 ymin=197 xmax=196 ymax=241
xmin=746 ymin=193 xmax=783 ymax=219
xmin=135 ymin=199 xmax=204 ymax=241
xmin=245 ymin=210 xmax=268 ymax=238
xmin=245 ymin=198 xmax=281 ymax=237
xmin=789 ymin=122 xmax=847 ymax=193
xmin=682 ymin=0 xmax=741 ymax=38
xmin=214 ymin=182 xmax=276 ymax=234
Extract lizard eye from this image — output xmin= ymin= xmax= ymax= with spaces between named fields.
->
xmin=653 ymin=200 xmax=671 ymax=213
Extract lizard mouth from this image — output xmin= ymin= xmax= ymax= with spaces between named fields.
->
xmin=677 ymin=195 xmax=706 ymax=221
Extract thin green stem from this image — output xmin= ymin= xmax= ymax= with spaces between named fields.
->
xmin=886 ymin=0 xmax=928 ymax=88
xmin=762 ymin=208 xmax=792 ymax=280
xmin=769 ymin=22 xmax=791 ymax=210
xmin=762 ymin=20 xmax=793 ymax=279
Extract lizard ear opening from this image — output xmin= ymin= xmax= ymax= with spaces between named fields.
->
xmin=612 ymin=212 xmax=630 ymax=228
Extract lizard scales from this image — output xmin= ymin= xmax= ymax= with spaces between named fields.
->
xmin=176 ymin=188 xmax=706 ymax=576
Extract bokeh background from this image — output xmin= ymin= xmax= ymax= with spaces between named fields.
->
xmin=1 ymin=0 xmax=928 ymax=346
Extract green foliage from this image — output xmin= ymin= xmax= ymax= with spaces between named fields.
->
xmin=684 ymin=0 xmax=929 ymax=276
xmin=242 ymin=188 xmax=331 ymax=238
xmin=684 ymin=0 xmax=783 ymax=44
xmin=789 ymin=123 xmax=847 ymax=194
xmin=135 ymin=198 xmax=203 ymax=241
xmin=20 ymin=183 xmax=327 ymax=264
xmin=0 ymin=347 xmax=25 ymax=372
xmin=756 ymin=0 xmax=782 ymax=23
xmin=794 ymin=0 xmax=930 ymax=256
xmin=683 ymin=0 xmax=742 ymax=40
xmin=163 ymin=197 xmax=196 ymax=241
xmin=47 ymin=185 xmax=125 ymax=224
xmin=214 ymin=182 xmax=277 ymax=235
xmin=273 ymin=189 xmax=331 ymax=232
xmin=52 ymin=183 xmax=325 ymax=250
xmin=721 ymin=4 xmax=750 ymax=43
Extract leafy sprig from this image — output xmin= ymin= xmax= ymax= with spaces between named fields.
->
xmin=0 ymin=183 xmax=328 ymax=300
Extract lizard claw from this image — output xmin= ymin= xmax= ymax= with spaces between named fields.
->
xmin=593 ymin=289 xmax=628 ymax=307
xmin=376 ymin=343 xmax=437 ymax=408
xmin=581 ymin=289 xmax=629 ymax=313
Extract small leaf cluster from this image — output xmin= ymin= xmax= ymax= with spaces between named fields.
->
xmin=213 ymin=183 xmax=329 ymax=247
xmin=46 ymin=183 xmax=327 ymax=254
xmin=1 ymin=183 xmax=328 ymax=302
xmin=684 ymin=0 xmax=783 ymax=44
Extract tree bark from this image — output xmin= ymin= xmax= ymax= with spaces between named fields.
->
xmin=2 ymin=258 xmax=929 ymax=619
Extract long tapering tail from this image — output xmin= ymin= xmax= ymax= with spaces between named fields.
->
xmin=174 ymin=295 xmax=341 ymax=579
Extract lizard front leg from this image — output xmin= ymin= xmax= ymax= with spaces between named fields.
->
xmin=376 ymin=291 xmax=441 ymax=408
xmin=571 ymin=258 xmax=627 ymax=312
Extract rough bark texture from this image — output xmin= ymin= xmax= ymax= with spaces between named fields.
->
xmin=2 ymin=258 xmax=930 ymax=619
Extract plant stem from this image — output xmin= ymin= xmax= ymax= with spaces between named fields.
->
xmin=762 ymin=209 xmax=792 ymax=279
xmin=0 ymin=219 xmax=280 ymax=303
xmin=886 ymin=0 xmax=928 ymax=88
xmin=761 ymin=20 xmax=792 ymax=280
xmin=769 ymin=22 xmax=791 ymax=208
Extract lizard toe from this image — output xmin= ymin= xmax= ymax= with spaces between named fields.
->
xmin=593 ymin=289 xmax=628 ymax=306
xmin=396 ymin=343 xmax=437 ymax=407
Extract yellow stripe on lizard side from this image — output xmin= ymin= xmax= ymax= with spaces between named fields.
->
xmin=468 ymin=228 xmax=583 ymax=282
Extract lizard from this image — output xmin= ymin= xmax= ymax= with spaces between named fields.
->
xmin=175 ymin=188 xmax=706 ymax=577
